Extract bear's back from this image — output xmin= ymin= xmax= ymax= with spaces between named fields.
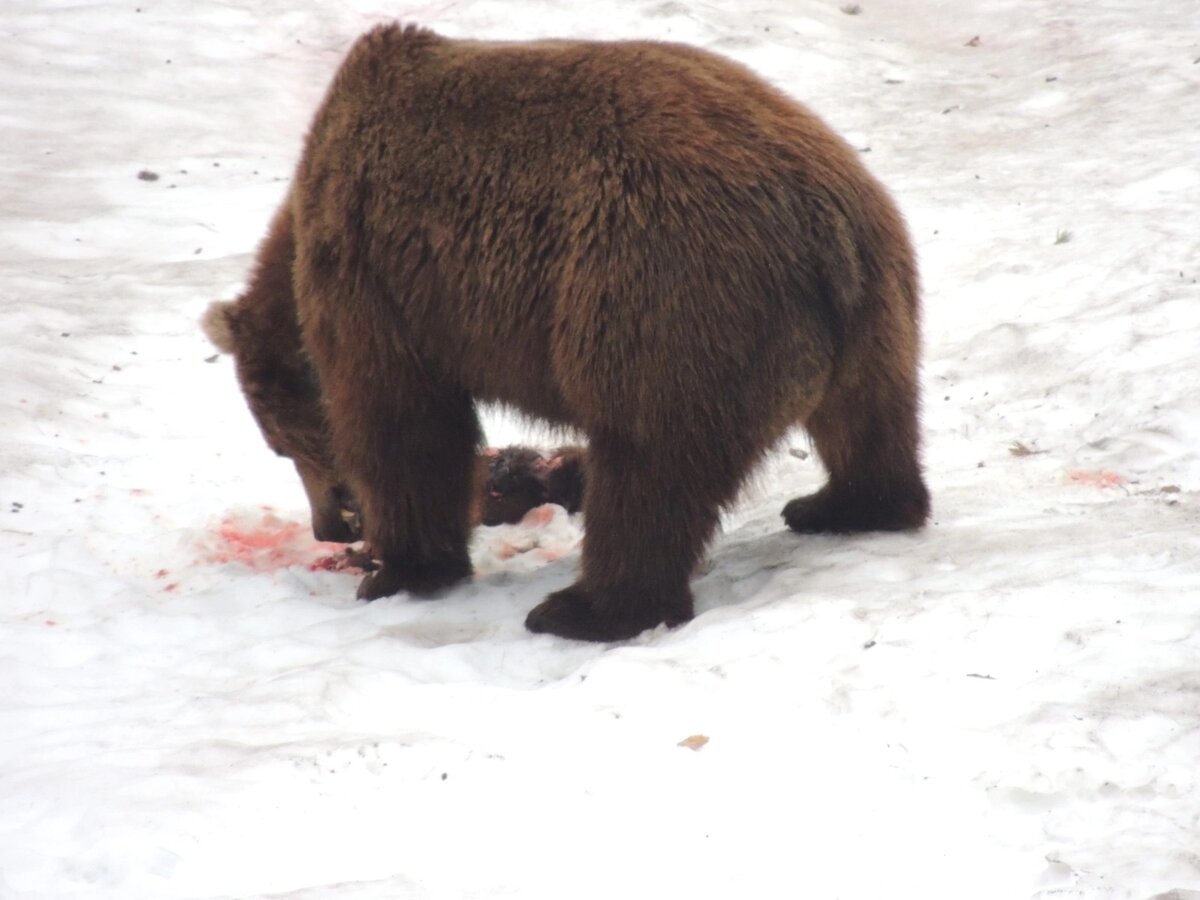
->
xmin=321 ymin=25 xmax=864 ymax=188
xmin=291 ymin=25 xmax=910 ymax=427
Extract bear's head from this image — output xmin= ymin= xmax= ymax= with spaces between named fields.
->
xmin=203 ymin=299 xmax=361 ymax=544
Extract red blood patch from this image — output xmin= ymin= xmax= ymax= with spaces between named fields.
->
xmin=203 ymin=512 xmax=349 ymax=572
xmin=521 ymin=504 xmax=556 ymax=527
xmin=308 ymin=555 xmax=343 ymax=572
xmin=1066 ymin=469 xmax=1126 ymax=488
xmin=307 ymin=553 xmax=367 ymax=573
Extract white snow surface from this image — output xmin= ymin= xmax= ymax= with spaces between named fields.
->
xmin=2 ymin=0 xmax=1199 ymax=897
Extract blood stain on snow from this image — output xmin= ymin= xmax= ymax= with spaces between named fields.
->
xmin=308 ymin=554 xmax=344 ymax=572
xmin=1065 ymin=469 xmax=1126 ymax=488
xmin=202 ymin=511 xmax=362 ymax=573
xmin=208 ymin=514 xmax=309 ymax=568
xmin=307 ymin=552 xmax=369 ymax=573
xmin=521 ymin=505 xmax=556 ymax=527
xmin=496 ymin=540 xmax=533 ymax=561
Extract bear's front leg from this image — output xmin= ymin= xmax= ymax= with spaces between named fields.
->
xmin=320 ymin=365 xmax=480 ymax=601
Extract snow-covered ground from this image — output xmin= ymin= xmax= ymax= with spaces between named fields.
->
xmin=2 ymin=0 xmax=1198 ymax=897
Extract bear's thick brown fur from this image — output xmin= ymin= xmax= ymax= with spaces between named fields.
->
xmin=204 ymin=24 xmax=930 ymax=641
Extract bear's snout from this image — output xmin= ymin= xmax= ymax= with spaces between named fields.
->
xmin=312 ymin=503 xmax=359 ymax=543
xmin=295 ymin=459 xmax=362 ymax=544
xmin=313 ymin=484 xmax=362 ymax=543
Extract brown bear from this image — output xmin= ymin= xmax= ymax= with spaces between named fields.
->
xmin=202 ymin=24 xmax=930 ymax=642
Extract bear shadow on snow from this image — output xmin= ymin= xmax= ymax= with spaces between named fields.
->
xmin=203 ymin=24 xmax=930 ymax=642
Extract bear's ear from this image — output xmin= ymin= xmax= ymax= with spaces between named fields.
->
xmin=201 ymin=300 xmax=239 ymax=354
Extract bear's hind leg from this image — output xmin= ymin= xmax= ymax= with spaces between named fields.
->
xmin=526 ymin=434 xmax=739 ymax=642
xmin=784 ymin=361 xmax=930 ymax=534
